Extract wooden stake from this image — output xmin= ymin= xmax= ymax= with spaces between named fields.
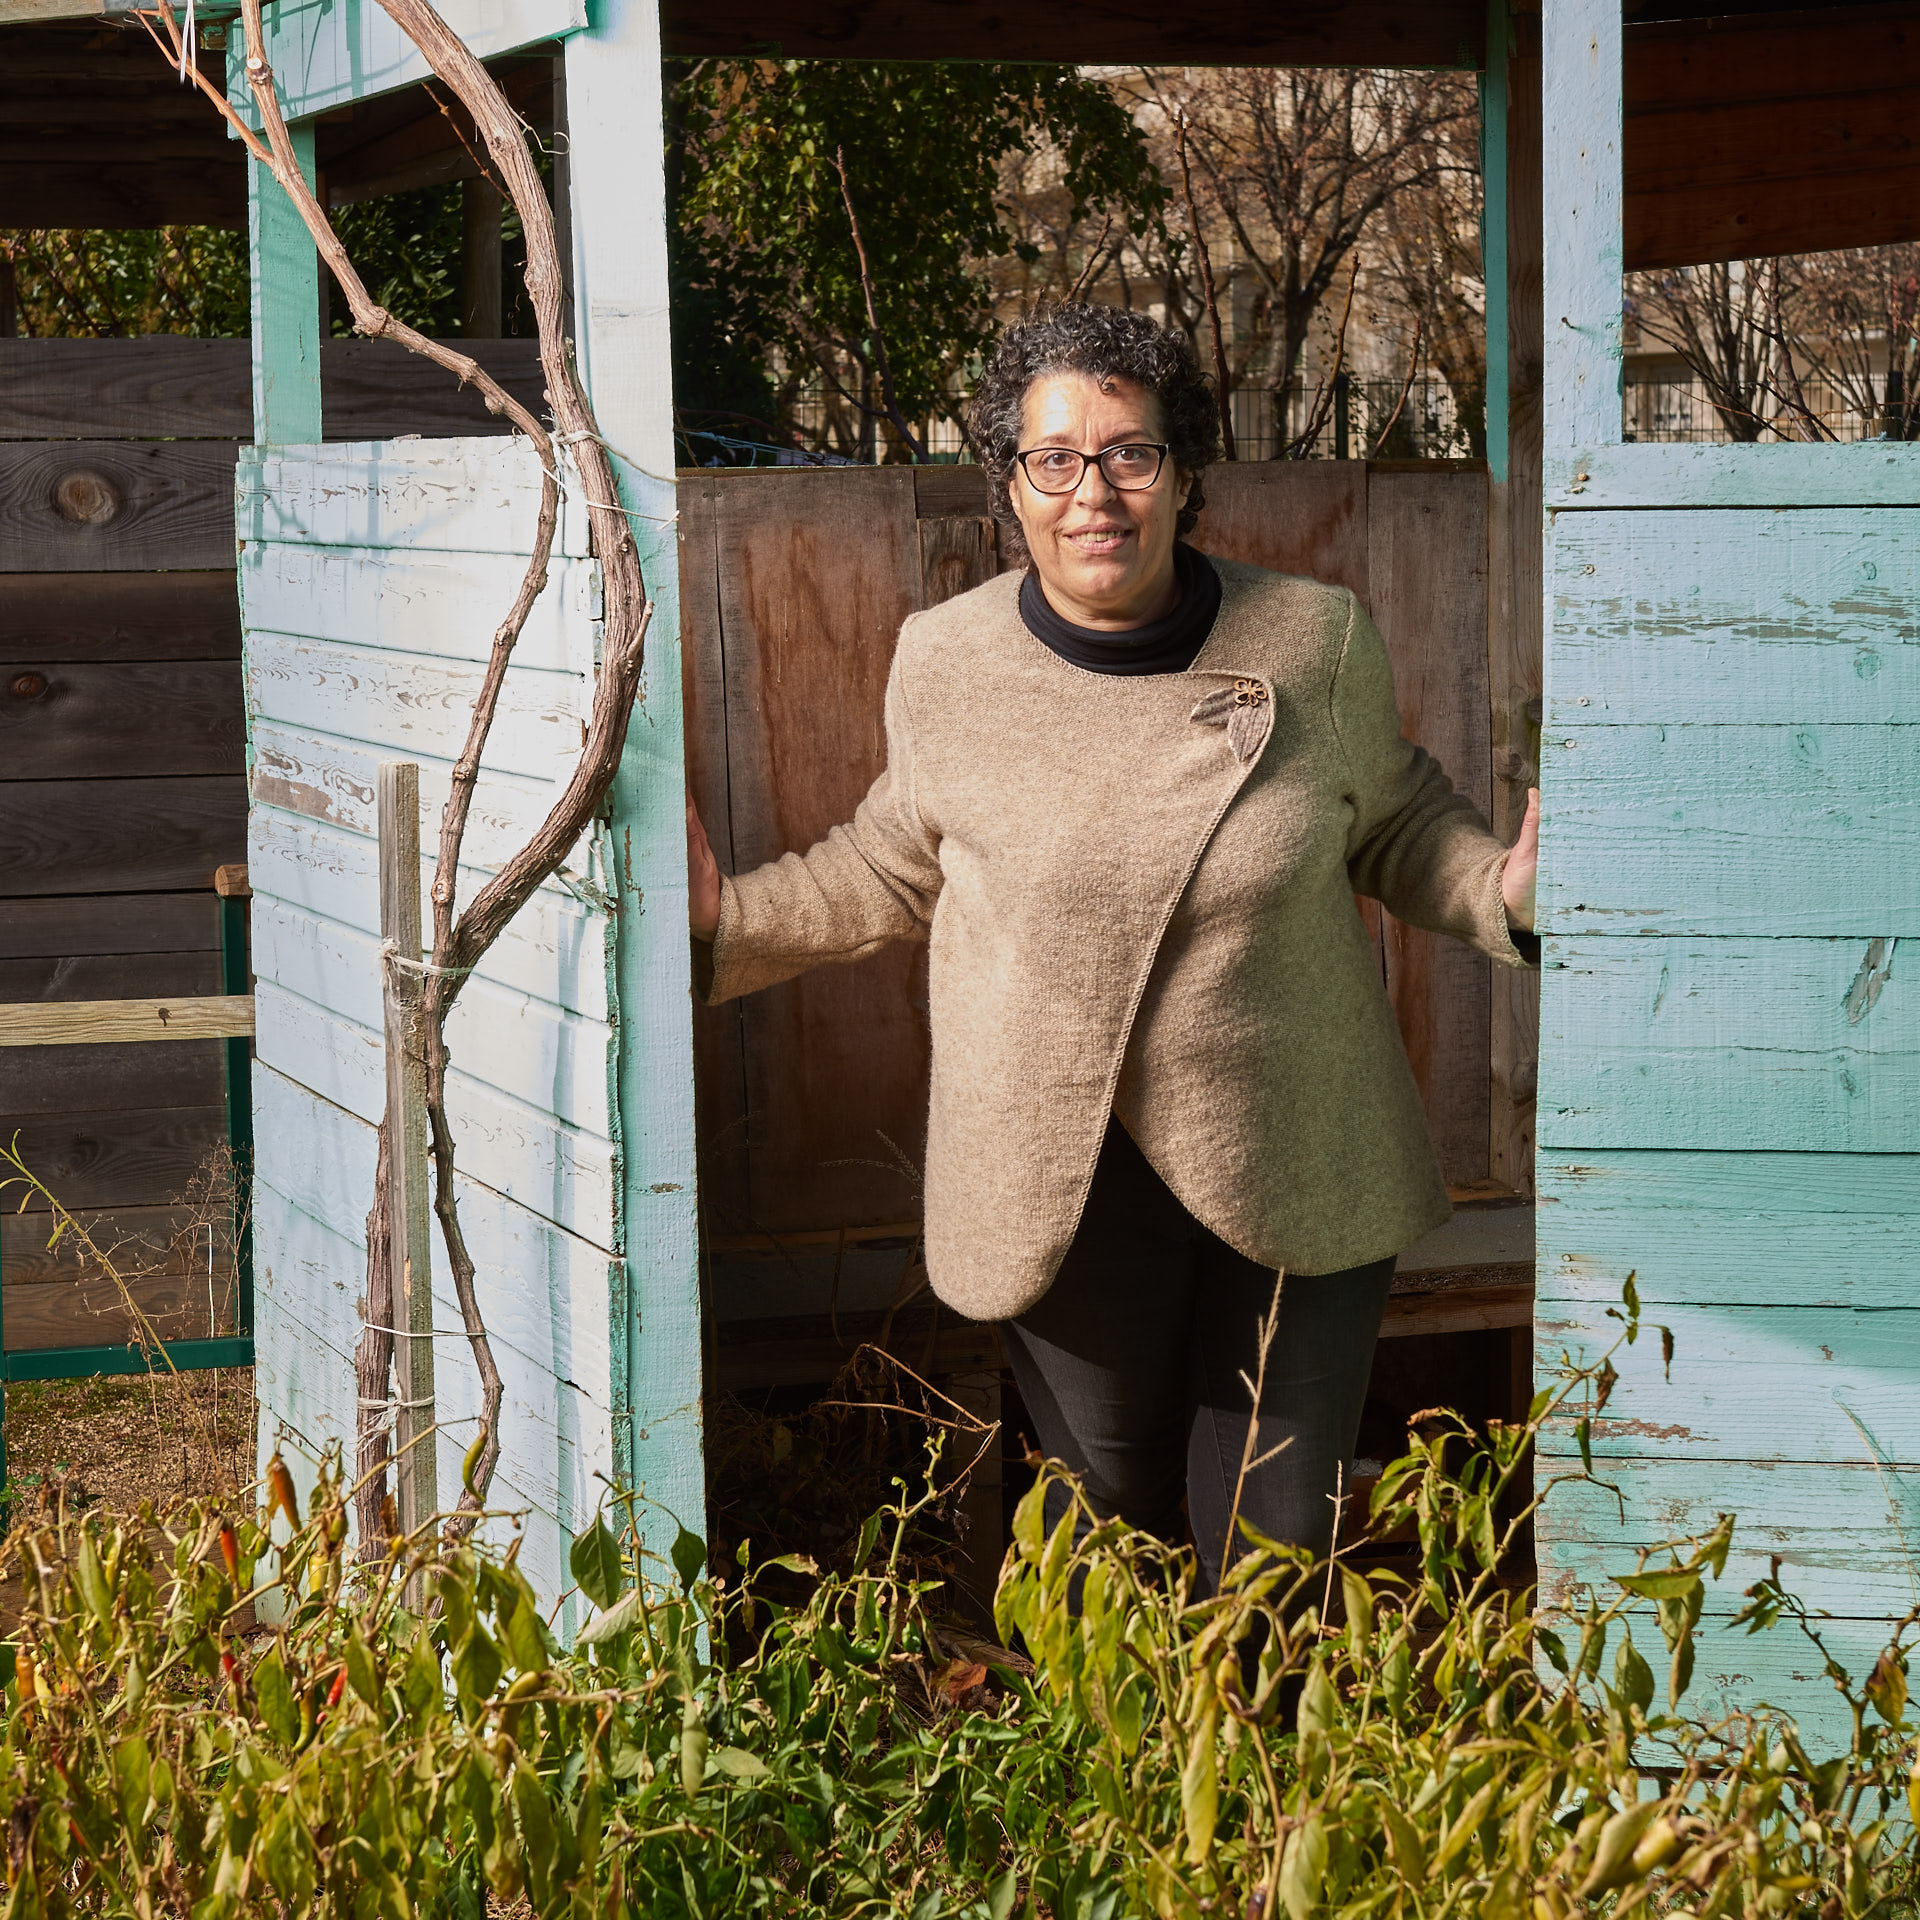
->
xmin=379 ymin=760 xmax=437 ymax=1538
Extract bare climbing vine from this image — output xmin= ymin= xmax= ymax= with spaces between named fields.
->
xmin=138 ymin=0 xmax=656 ymax=1544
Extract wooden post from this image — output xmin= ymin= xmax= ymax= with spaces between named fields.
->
xmin=379 ymin=761 xmax=437 ymax=1535
xmin=246 ymin=118 xmax=322 ymax=446
xmin=461 ymin=176 xmax=504 ymax=339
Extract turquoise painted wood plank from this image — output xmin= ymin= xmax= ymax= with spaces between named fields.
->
xmin=1547 ymin=442 xmax=1920 ymax=513
xmin=1536 ymin=1461 xmax=1920 ymax=1621
xmin=1538 ymin=936 xmax=1917 ymax=1152
xmin=241 ymin=545 xmax=601 ymax=677
xmin=249 ymin=810 xmax=609 ymax=1021
xmin=246 ymin=632 xmax=591 ymax=784
xmin=1541 ymin=0 xmax=1623 ymax=475
xmin=248 ymin=131 xmax=320 ymax=447
xmin=1480 ymin=0 xmax=1510 ymax=486
xmin=238 ymin=442 xmax=590 ymax=558
xmin=1538 ymin=1150 xmax=1920 ymax=1309
xmin=229 ymin=0 xmax=582 ymax=122
xmin=253 ymin=981 xmax=615 ymax=1241
xmin=250 ymin=721 xmax=595 ymax=872
xmin=1548 ymin=510 xmax=1920 ymax=727
xmin=1539 ymin=725 xmax=1920 ymax=936
xmin=1535 ymin=1301 xmax=1920 ymax=1464
xmin=565 ymin=0 xmax=705 ymax=1548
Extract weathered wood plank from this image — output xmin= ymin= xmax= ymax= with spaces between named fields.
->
xmin=0 ymin=338 xmax=543 ymax=442
xmin=245 ymin=631 xmax=589 ymax=783
xmin=1541 ymin=724 xmax=1920 ymax=937
xmin=0 ymin=894 xmax=219 ymax=961
xmin=1 ymin=1266 xmax=236 ymax=1350
xmin=1547 ymin=443 xmax=1920 ymax=514
xmin=0 ymin=572 xmax=239 ymax=663
xmin=1541 ymin=0 xmax=1624 ymax=477
xmin=0 ymin=442 xmax=241 ymax=572
xmin=241 ymin=543 xmax=598 ymax=676
xmin=0 ymin=996 xmax=253 ymax=1048
xmin=248 ymin=810 xmax=608 ymax=1021
xmin=251 ymin=983 xmax=614 ymax=1245
xmin=1369 ymin=467 xmax=1491 ymax=1187
xmin=1548 ymin=510 xmax=1920 ymax=727
xmin=0 ymin=952 xmax=220 ymax=1003
xmin=2 ymin=1106 xmax=230 ymax=1213
xmin=1189 ymin=461 xmax=1369 ymax=597
xmin=0 ymin=660 xmax=245 ymax=780
xmin=0 ymin=777 xmax=246 ymax=896
xmin=0 ymin=1038 xmax=224 ymax=1118
xmin=1539 ymin=936 xmax=1920 ymax=1152
xmin=1536 ymin=1301 xmax=1920 ymax=1464
xmin=0 ymin=1200 xmax=222 ymax=1288
xmin=1538 ymin=1149 xmax=1919 ymax=1310
xmin=1537 ymin=1459 xmax=1920 ymax=1622
xmin=715 ymin=467 xmax=931 ymax=1235
xmin=251 ymin=899 xmax=610 ymax=1137
xmin=239 ymin=440 xmax=590 ymax=559
xmin=249 ymin=721 xmax=585 ymax=872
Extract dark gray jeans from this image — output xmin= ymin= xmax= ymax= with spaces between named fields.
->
xmin=999 ymin=1115 xmax=1394 ymax=1596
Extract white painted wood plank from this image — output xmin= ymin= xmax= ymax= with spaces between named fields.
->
xmin=1539 ymin=937 xmax=1919 ymax=1152
xmin=237 ymin=0 xmax=583 ymax=122
xmin=565 ymin=0 xmax=705 ymax=1554
xmin=246 ymin=632 xmax=589 ymax=784
xmin=1547 ymin=441 xmax=1920 ymax=513
xmin=248 ymin=810 xmax=609 ymax=1022
xmin=253 ymin=1066 xmax=614 ymax=1412
xmin=252 ymin=983 xmax=614 ymax=1242
xmin=237 ymin=441 xmax=590 ymax=558
xmin=1538 ymin=1150 xmax=1919 ymax=1309
xmin=1548 ymin=510 xmax=1920 ymax=727
xmin=1536 ymin=1300 xmax=1920 ymax=1464
xmin=1536 ymin=1460 xmax=1920 ymax=1621
xmin=241 ymin=544 xmax=601 ymax=678
xmin=250 ymin=721 xmax=595 ymax=874
xmin=1541 ymin=0 xmax=1623 ymax=475
xmin=1540 ymin=725 xmax=1920 ymax=936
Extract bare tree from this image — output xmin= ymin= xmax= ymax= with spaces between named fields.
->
xmin=1794 ymin=244 xmax=1920 ymax=442
xmin=141 ymin=0 xmax=655 ymax=1543
xmin=1624 ymin=259 xmax=1782 ymax=442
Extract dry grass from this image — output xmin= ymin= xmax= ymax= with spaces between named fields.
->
xmin=4 ymin=1366 xmax=258 ymax=1515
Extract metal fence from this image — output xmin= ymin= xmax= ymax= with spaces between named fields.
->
xmin=1623 ymin=372 xmax=1915 ymax=444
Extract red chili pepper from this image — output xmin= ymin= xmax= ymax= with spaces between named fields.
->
xmin=322 ymin=1667 xmax=348 ymax=1719
xmin=219 ymin=1525 xmax=239 ymax=1581
xmin=266 ymin=1455 xmax=301 ymax=1528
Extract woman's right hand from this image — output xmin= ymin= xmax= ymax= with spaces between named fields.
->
xmin=687 ymin=800 xmax=721 ymax=942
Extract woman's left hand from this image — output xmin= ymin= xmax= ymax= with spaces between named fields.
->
xmin=1502 ymin=787 xmax=1540 ymax=932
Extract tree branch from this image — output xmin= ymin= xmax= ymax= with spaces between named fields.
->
xmin=834 ymin=145 xmax=931 ymax=465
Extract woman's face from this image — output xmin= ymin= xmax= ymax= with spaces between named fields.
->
xmin=1009 ymin=371 xmax=1190 ymax=630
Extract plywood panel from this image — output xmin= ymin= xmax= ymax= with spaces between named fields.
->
xmin=0 ymin=776 xmax=245 ymax=896
xmin=1538 ymin=1149 xmax=1917 ymax=1309
xmin=0 ymin=572 xmax=239 ymax=663
xmin=0 ymin=661 xmax=245 ymax=781
xmin=1190 ymin=461 xmax=1369 ymax=597
xmin=717 ymin=468 xmax=930 ymax=1234
xmin=1540 ymin=936 xmax=1919 ymax=1152
xmin=1368 ymin=468 xmax=1492 ymax=1187
xmin=0 ymin=442 xmax=241 ymax=572
xmin=0 ymin=894 xmax=219 ymax=961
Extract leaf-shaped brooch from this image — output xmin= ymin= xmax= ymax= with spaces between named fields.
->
xmin=1190 ymin=677 xmax=1272 ymax=765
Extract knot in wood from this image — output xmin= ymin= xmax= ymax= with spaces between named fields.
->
xmin=8 ymin=672 xmax=48 ymax=701
xmin=51 ymin=468 xmax=120 ymax=526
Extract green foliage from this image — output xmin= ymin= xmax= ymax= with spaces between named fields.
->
xmin=2 ymin=1294 xmax=1916 ymax=1917
xmin=0 ymin=228 xmax=249 ymax=337
xmin=328 ymin=186 xmax=465 ymax=338
xmin=671 ymin=61 xmax=1167 ymax=449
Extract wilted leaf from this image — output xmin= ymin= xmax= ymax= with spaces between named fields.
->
xmin=1279 ymin=1813 xmax=1328 ymax=1920
xmin=1867 ymin=1648 xmax=1909 ymax=1727
xmin=569 ymin=1516 xmax=624 ymax=1612
xmin=1614 ymin=1628 xmax=1655 ymax=1715
xmin=254 ymin=1647 xmax=301 ymax=1745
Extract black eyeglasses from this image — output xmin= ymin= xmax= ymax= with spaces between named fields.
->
xmin=1015 ymin=442 xmax=1170 ymax=495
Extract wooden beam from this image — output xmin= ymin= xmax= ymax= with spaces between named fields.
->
xmin=0 ymin=163 xmax=245 ymax=230
xmin=0 ymin=893 xmax=220 ymax=962
xmin=0 ymin=995 xmax=255 ymax=1047
xmin=659 ymin=0 xmax=1484 ymax=65
xmin=0 ymin=571 xmax=239 ymax=664
xmin=0 ymin=442 xmax=241 ymax=572
xmin=321 ymin=60 xmax=555 ymax=205
xmin=0 ymin=659 xmax=245 ymax=782
xmin=0 ymin=775 xmax=246 ymax=896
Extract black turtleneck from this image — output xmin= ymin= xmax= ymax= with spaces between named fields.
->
xmin=1019 ymin=542 xmax=1222 ymax=676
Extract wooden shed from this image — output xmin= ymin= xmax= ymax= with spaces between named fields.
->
xmin=2 ymin=0 xmax=1914 ymax=1720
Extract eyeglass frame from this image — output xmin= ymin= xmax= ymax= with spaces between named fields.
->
xmin=1013 ymin=441 xmax=1172 ymax=495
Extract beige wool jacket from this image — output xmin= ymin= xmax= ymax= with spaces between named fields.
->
xmin=703 ymin=560 xmax=1532 ymax=1323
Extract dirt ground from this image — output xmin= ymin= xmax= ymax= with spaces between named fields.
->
xmin=4 ymin=1366 xmax=258 ymax=1516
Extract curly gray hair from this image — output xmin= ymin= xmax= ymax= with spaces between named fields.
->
xmin=966 ymin=303 xmax=1222 ymax=563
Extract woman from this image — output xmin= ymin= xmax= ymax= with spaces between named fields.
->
xmin=686 ymin=304 xmax=1539 ymax=1594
